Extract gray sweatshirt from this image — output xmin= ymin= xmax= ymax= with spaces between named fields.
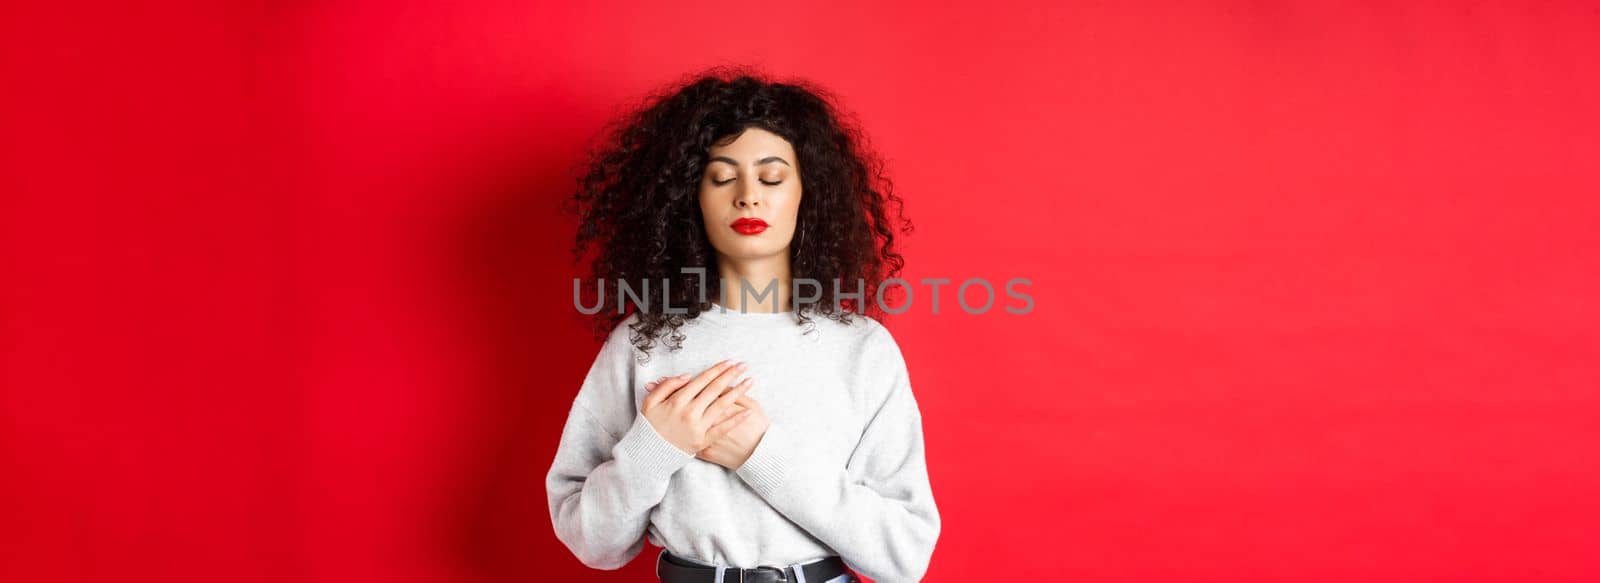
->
xmin=545 ymin=304 xmax=941 ymax=582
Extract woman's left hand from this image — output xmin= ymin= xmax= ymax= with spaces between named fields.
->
xmin=695 ymin=395 xmax=769 ymax=470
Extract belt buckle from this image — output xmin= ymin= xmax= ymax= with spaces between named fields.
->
xmin=741 ymin=565 xmax=788 ymax=583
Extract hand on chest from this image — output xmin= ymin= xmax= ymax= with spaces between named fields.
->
xmin=636 ymin=344 xmax=864 ymax=456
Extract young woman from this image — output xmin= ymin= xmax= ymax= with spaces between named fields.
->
xmin=545 ymin=68 xmax=940 ymax=583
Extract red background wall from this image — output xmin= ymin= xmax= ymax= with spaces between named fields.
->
xmin=4 ymin=1 xmax=1597 ymax=581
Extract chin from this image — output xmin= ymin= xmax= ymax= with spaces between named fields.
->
xmin=717 ymin=243 xmax=786 ymax=261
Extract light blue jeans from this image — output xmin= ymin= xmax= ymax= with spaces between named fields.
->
xmin=662 ymin=549 xmax=853 ymax=583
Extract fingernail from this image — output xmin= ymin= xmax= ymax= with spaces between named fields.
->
xmin=726 ymin=359 xmax=741 ymax=367
xmin=735 ymin=362 xmax=748 ymax=370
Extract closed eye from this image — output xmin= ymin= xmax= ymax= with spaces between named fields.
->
xmin=712 ymin=177 xmax=783 ymax=186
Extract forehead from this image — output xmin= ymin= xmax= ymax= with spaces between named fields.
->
xmin=706 ymin=127 xmax=795 ymax=161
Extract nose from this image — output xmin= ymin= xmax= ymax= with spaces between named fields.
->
xmin=735 ymin=180 xmax=761 ymax=208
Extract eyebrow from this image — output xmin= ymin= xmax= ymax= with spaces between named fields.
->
xmin=709 ymin=155 xmax=792 ymax=168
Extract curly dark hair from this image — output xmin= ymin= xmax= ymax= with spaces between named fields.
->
xmin=565 ymin=66 xmax=911 ymax=357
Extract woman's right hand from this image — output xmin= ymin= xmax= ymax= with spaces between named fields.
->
xmin=640 ymin=359 xmax=756 ymax=456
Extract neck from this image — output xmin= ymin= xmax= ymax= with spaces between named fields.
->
xmin=714 ymin=252 xmax=793 ymax=313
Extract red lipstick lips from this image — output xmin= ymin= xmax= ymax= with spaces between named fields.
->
xmin=730 ymin=217 xmax=768 ymax=235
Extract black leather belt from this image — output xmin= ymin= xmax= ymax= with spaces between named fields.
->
xmin=657 ymin=548 xmax=855 ymax=583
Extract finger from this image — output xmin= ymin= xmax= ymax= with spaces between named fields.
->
xmin=691 ymin=363 xmax=748 ymax=413
xmin=707 ymin=378 xmax=753 ymax=419
xmin=706 ymin=407 xmax=755 ymax=442
xmin=731 ymin=394 xmax=761 ymax=412
xmin=643 ymin=373 xmax=692 ymax=411
xmin=645 ymin=375 xmax=678 ymax=393
xmin=704 ymin=377 xmax=754 ymax=422
xmin=671 ymin=359 xmax=740 ymax=407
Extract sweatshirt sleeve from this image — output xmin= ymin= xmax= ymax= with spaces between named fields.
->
xmin=545 ymin=320 xmax=698 ymax=570
xmin=734 ymin=322 xmax=942 ymax=583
